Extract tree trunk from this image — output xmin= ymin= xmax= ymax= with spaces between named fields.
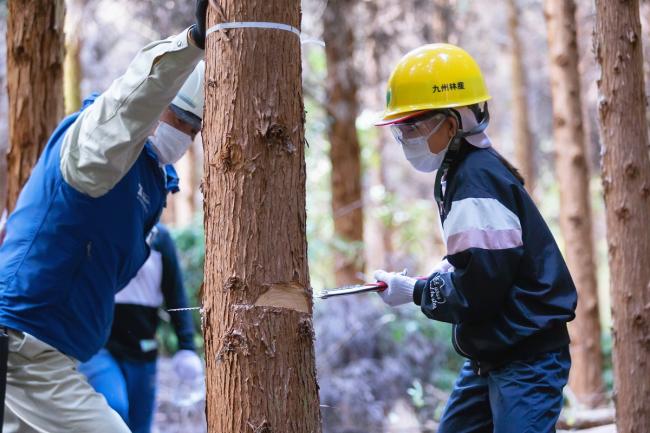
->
xmin=5 ymin=0 xmax=65 ymax=212
xmin=0 ymin=18 xmax=7 ymax=217
xmin=64 ymin=34 xmax=82 ymax=115
xmin=364 ymin=0 xmax=397 ymax=273
xmin=506 ymin=0 xmax=535 ymax=196
xmin=64 ymin=0 xmax=84 ymax=115
xmin=595 ymin=1 xmax=650 ymax=431
xmin=432 ymin=0 xmax=455 ymax=43
xmin=641 ymin=0 xmax=650 ymax=128
xmin=201 ymin=1 xmax=322 ymax=432
xmin=173 ymin=141 xmax=197 ymax=226
xmin=63 ymin=34 xmax=82 ymax=115
xmin=543 ymin=0 xmax=604 ymax=408
xmin=323 ymin=0 xmax=364 ymax=286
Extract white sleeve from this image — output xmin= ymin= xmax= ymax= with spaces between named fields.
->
xmin=60 ymin=27 xmax=203 ymax=198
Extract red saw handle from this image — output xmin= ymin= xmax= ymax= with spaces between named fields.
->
xmin=369 ymin=281 xmax=388 ymax=291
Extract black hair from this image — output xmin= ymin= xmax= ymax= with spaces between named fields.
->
xmin=488 ymin=148 xmax=526 ymax=185
xmin=446 ymin=140 xmax=526 ymax=187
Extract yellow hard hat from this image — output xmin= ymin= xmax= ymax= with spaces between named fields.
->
xmin=377 ymin=44 xmax=490 ymax=125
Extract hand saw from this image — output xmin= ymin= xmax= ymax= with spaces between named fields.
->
xmin=315 ymin=281 xmax=388 ymax=299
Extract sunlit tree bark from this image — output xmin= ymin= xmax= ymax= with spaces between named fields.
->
xmin=544 ymin=0 xmax=604 ymax=408
xmin=507 ymin=0 xmax=535 ymax=196
xmin=324 ymin=0 xmax=364 ymax=286
xmin=595 ymin=0 xmax=650 ymax=430
xmin=201 ymin=1 xmax=322 ymax=431
xmin=5 ymin=0 xmax=65 ymax=212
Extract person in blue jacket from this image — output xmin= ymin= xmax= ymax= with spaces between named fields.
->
xmin=0 ymin=2 xmax=208 ymax=431
xmin=79 ymin=224 xmax=202 ymax=433
xmin=373 ymin=44 xmax=577 ymax=433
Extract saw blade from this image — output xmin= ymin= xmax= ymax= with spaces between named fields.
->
xmin=316 ymin=282 xmax=387 ymax=299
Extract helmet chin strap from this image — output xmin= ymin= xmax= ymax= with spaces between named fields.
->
xmin=433 ymin=103 xmax=490 ymax=208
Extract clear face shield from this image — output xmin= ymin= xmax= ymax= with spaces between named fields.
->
xmin=389 ymin=112 xmax=447 ymax=148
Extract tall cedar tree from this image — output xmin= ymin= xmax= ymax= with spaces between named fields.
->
xmin=364 ymin=0 xmax=396 ymax=271
xmin=201 ymin=1 xmax=322 ymax=432
xmin=595 ymin=0 xmax=650 ymax=430
xmin=507 ymin=0 xmax=535 ymax=195
xmin=543 ymin=0 xmax=604 ymax=408
xmin=5 ymin=0 xmax=65 ymax=212
xmin=323 ymin=0 xmax=364 ymax=286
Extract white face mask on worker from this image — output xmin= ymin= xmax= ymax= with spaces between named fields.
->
xmin=402 ymin=137 xmax=450 ymax=173
xmin=149 ymin=122 xmax=192 ymax=165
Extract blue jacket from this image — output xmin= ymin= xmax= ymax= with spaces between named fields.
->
xmin=0 ymin=96 xmax=176 ymax=362
xmin=413 ymin=146 xmax=577 ymax=365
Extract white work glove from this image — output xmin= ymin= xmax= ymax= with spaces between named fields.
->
xmin=430 ymin=258 xmax=454 ymax=275
xmin=373 ymin=269 xmax=417 ymax=307
xmin=172 ymin=350 xmax=203 ymax=382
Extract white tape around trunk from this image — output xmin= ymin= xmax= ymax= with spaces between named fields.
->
xmin=207 ymin=21 xmax=301 ymax=38
xmin=206 ymin=21 xmax=324 ymax=47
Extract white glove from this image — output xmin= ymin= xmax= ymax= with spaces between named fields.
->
xmin=430 ymin=258 xmax=454 ymax=275
xmin=172 ymin=350 xmax=203 ymax=382
xmin=373 ymin=269 xmax=417 ymax=307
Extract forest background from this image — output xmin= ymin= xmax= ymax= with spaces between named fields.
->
xmin=1 ymin=0 xmax=648 ymax=432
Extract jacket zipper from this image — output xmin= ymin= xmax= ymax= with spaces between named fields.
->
xmin=452 ymin=324 xmax=471 ymax=358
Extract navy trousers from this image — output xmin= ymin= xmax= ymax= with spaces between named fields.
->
xmin=438 ymin=347 xmax=570 ymax=433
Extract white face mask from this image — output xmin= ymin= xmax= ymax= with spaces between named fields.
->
xmin=402 ymin=138 xmax=450 ymax=172
xmin=391 ymin=115 xmax=449 ymax=173
xmin=149 ymin=122 xmax=192 ymax=165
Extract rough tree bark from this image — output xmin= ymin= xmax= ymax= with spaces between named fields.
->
xmin=201 ymin=1 xmax=322 ymax=432
xmin=506 ymin=0 xmax=535 ymax=196
xmin=543 ymin=0 xmax=604 ymax=408
xmin=5 ymin=0 xmax=65 ymax=212
xmin=595 ymin=1 xmax=650 ymax=431
xmin=323 ymin=0 xmax=364 ymax=286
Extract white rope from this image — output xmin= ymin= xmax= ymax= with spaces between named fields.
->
xmin=206 ymin=21 xmax=324 ymax=46
xmin=167 ymin=306 xmax=202 ymax=312
xmin=206 ymin=21 xmax=301 ymax=38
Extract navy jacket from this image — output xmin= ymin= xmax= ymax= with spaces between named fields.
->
xmin=107 ymin=224 xmax=196 ymax=362
xmin=413 ymin=147 xmax=577 ymax=364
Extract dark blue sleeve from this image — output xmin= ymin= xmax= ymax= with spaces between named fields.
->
xmin=414 ymin=166 xmax=524 ymax=324
xmin=153 ymin=225 xmax=196 ymax=351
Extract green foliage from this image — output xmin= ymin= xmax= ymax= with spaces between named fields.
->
xmin=156 ymin=221 xmax=205 ymax=356
xmin=407 ymin=379 xmax=426 ymax=408
xmin=601 ymin=330 xmax=614 ymax=392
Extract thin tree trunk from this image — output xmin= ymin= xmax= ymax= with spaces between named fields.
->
xmin=0 ymin=17 xmax=6 ymax=218
xmin=64 ymin=34 xmax=82 ymax=115
xmin=364 ymin=0 xmax=397 ymax=272
xmin=595 ymin=1 xmax=650 ymax=431
xmin=323 ymin=0 xmax=364 ymax=286
xmin=202 ymin=1 xmax=322 ymax=432
xmin=507 ymin=0 xmax=535 ymax=196
xmin=5 ymin=0 xmax=65 ymax=212
xmin=641 ymin=0 xmax=650 ymax=128
xmin=64 ymin=0 xmax=84 ymax=115
xmin=160 ymin=196 xmax=176 ymax=227
xmin=432 ymin=0 xmax=455 ymax=42
xmin=174 ymin=141 xmax=197 ymax=226
xmin=543 ymin=0 xmax=604 ymax=408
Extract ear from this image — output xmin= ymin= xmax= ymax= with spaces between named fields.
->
xmin=447 ymin=116 xmax=459 ymax=138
